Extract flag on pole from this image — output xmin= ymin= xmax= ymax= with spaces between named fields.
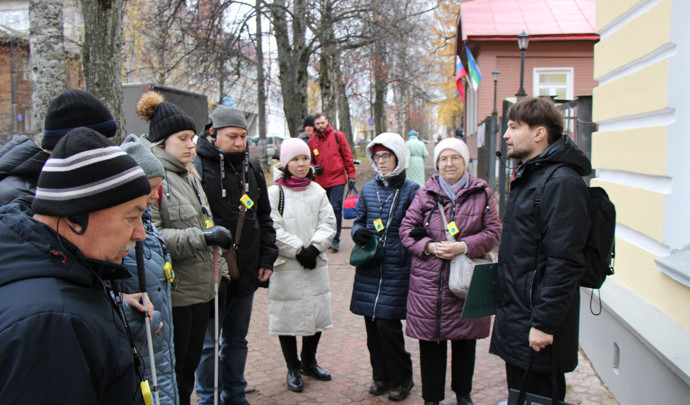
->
xmin=465 ymin=45 xmax=482 ymax=91
xmin=455 ymin=55 xmax=467 ymax=99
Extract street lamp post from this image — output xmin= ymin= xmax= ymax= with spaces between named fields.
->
xmin=516 ymin=31 xmax=530 ymax=99
xmin=489 ymin=69 xmax=500 ymax=189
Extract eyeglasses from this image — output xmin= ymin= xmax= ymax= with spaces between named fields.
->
xmin=373 ymin=152 xmax=394 ymax=162
xmin=438 ymin=155 xmax=463 ymax=165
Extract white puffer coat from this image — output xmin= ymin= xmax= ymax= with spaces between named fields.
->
xmin=267 ymin=167 xmax=336 ymax=336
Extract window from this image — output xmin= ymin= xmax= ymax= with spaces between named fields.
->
xmin=533 ymin=68 xmax=573 ymax=100
xmin=0 ymin=10 xmax=29 ymax=32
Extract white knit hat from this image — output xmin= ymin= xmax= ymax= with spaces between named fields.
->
xmin=279 ymin=137 xmax=310 ymax=168
xmin=434 ymin=138 xmax=470 ymax=170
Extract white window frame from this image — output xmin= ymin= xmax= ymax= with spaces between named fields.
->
xmin=533 ymin=67 xmax=574 ymax=100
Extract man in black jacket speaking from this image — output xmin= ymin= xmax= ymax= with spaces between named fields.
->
xmin=490 ymin=97 xmax=591 ymax=401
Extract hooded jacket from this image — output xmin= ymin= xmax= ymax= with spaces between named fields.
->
xmin=0 ymin=204 xmax=139 ymax=404
xmin=266 ymin=166 xmax=336 ymax=335
xmin=399 ymin=173 xmax=501 ymax=341
xmin=489 ymin=135 xmax=591 ymax=374
xmin=0 ymin=135 xmax=50 ymax=208
xmin=150 ymin=144 xmax=216 ymax=307
xmin=308 ymin=123 xmax=355 ymax=189
xmin=195 ymin=135 xmax=278 ymax=297
xmin=350 ymin=134 xmax=420 ymax=320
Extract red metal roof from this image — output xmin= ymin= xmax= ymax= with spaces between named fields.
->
xmin=459 ymin=0 xmax=596 ymax=40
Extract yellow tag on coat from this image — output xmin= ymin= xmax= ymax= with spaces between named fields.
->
xmin=204 ymin=219 xmax=214 ymax=228
xmin=373 ymin=218 xmax=385 ymax=232
xmin=447 ymin=221 xmax=459 ymax=236
xmin=140 ymin=381 xmax=154 ymax=405
xmin=240 ymin=194 xmax=254 ymax=209
xmin=313 ymin=149 xmax=319 ymax=156
xmin=164 ymin=262 xmax=175 ymax=283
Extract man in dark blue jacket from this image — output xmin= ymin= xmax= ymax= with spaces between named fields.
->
xmin=490 ymin=97 xmax=591 ymax=401
xmin=0 ymin=128 xmax=151 ymax=404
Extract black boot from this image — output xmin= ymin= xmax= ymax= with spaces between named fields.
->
xmin=457 ymin=393 xmax=474 ymax=405
xmin=368 ymin=380 xmax=389 ymax=396
xmin=388 ymin=377 xmax=414 ymax=401
xmin=287 ymin=368 xmax=303 ymax=392
xmin=300 ymin=360 xmax=332 ymax=381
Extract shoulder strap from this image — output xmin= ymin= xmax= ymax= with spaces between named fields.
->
xmin=278 ymin=185 xmax=285 ymax=216
xmin=533 ymin=163 xmax=568 ymax=275
xmin=381 ymin=183 xmax=405 ymax=243
xmin=334 ymin=130 xmax=342 ymax=157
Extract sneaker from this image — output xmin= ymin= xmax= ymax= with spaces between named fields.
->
xmin=330 ymin=240 xmax=339 ymax=252
xmin=388 ymin=378 xmax=414 ymax=401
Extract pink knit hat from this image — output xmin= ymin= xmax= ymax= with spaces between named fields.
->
xmin=279 ymin=137 xmax=311 ymax=166
xmin=434 ymin=138 xmax=470 ymax=170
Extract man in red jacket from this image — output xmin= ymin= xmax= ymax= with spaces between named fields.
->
xmin=308 ymin=112 xmax=356 ymax=251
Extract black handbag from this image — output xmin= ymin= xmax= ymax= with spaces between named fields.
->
xmin=507 ymin=345 xmax=575 ymax=405
xmin=349 ymin=185 xmax=403 ymax=267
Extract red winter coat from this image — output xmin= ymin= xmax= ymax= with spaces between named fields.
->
xmin=399 ymin=173 xmax=502 ymax=341
xmin=308 ymin=124 xmax=355 ymax=189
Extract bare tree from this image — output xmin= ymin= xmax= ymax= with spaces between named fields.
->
xmin=79 ymin=0 xmax=125 ymax=143
xmin=29 ymin=0 xmax=66 ymax=134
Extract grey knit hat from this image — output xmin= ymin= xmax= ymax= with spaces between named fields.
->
xmin=120 ymin=134 xmax=165 ymax=179
xmin=212 ymin=105 xmax=247 ymax=130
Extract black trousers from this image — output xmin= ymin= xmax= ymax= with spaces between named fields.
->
xmin=419 ymin=339 xmax=476 ymax=402
xmin=364 ymin=317 xmax=413 ymax=387
xmin=505 ymin=362 xmax=566 ymax=401
xmin=278 ymin=332 xmax=323 ymax=370
xmin=172 ymin=300 xmax=212 ymax=405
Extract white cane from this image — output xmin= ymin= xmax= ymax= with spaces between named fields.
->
xmin=213 ymin=246 xmax=220 ymax=405
xmin=136 ymin=241 xmax=160 ymax=405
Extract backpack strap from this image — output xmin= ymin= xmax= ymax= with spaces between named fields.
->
xmin=533 ymin=163 xmax=568 ymax=278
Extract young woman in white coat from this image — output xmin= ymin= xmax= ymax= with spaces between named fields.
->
xmin=267 ymin=138 xmax=337 ymax=393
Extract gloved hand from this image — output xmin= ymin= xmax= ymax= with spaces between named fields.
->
xmin=313 ymin=165 xmax=324 ymax=176
xmin=348 ymin=178 xmax=356 ymax=190
xmin=203 ymin=226 xmax=233 ymax=249
xmin=296 ymin=245 xmax=320 ymax=269
xmin=409 ymin=227 xmax=428 ymax=241
xmin=353 ymin=228 xmax=374 ymax=245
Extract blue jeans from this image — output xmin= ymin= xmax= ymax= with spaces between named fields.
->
xmin=326 ymin=183 xmax=345 ymax=244
xmin=195 ymin=293 xmax=254 ymax=405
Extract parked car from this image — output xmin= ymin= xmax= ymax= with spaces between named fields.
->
xmin=248 ymin=135 xmax=286 ymax=160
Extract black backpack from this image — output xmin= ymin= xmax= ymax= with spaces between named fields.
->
xmin=534 ymin=163 xmax=616 ymax=313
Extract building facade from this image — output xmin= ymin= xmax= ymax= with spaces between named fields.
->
xmin=585 ymin=0 xmax=690 ymax=402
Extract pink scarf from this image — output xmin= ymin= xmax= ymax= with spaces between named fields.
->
xmin=276 ymin=176 xmax=311 ymax=191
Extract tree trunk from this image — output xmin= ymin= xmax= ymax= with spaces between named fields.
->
xmin=373 ymin=39 xmax=387 ymax=136
xmin=335 ymin=53 xmax=355 ymax=156
xmin=256 ymin=0 xmax=269 ymax=170
xmin=270 ymin=0 xmax=309 ymax=138
xmin=29 ymin=0 xmax=66 ymax=135
xmin=318 ymin=1 xmax=337 ymax=121
xmin=80 ymin=0 xmax=125 ymax=143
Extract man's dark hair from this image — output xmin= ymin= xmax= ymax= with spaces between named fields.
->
xmin=313 ymin=112 xmax=327 ymax=121
xmin=507 ymin=97 xmax=564 ymax=144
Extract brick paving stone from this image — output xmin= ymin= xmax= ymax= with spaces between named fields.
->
xmin=191 ymin=150 xmax=618 ymax=404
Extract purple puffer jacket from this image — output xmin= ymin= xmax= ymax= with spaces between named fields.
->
xmin=400 ymin=173 xmax=502 ymax=341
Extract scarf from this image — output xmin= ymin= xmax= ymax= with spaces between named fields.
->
xmin=276 ymin=175 xmax=311 ymax=191
xmin=437 ymin=171 xmax=469 ymax=202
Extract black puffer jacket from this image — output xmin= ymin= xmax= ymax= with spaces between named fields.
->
xmin=0 ymin=136 xmax=49 ymax=208
xmin=0 ymin=204 xmax=139 ymax=404
xmin=195 ymin=135 xmax=278 ymax=297
xmin=489 ymin=136 xmax=591 ymax=374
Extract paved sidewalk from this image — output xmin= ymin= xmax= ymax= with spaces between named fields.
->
xmin=193 ymin=148 xmax=618 ymax=404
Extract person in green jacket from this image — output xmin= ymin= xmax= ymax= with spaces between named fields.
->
xmin=405 ymin=130 xmax=428 ymax=186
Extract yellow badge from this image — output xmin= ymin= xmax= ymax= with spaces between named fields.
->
xmin=313 ymin=148 xmax=319 ymax=156
xmin=240 ymin=194 xmax=254 ymax=209
xmin=373 ymin=218 xmax=385 ymax=232
xmin=140 ymin=380 xmax=154 ymax=405
xmin=204 ymin=219 xmax=214 ymax=229
xmin=164 ymin=262 xmax=175 ymax=283
xmin=447 ymin=221 xmax=459 ymax=236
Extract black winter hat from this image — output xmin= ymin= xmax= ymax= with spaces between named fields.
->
xmin=303 ymin=115 xmax=315 ymax=128
xmin=32 ymin=127 xmax=151 ymax=216
xmin=42 ymin=89 xmax=117 ymax=150
xmin=136 ymin=91 xmax=196 ymax=143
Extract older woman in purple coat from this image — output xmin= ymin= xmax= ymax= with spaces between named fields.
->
xmin=399 ymin=138 xmax=502 ymax=405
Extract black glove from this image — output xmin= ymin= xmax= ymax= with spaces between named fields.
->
xmin=203 ymin=226 xmax=233 ymax=249
xmin=313 ymin=165 xmax=324 ymax=175
xmin=348 ymin=178 xmax=356 ymax=190
xmin=409 ymin=227 xmax=428 ymax=241
xmin=296 ymin=245 xmax=320 ymax=269
xmin=353 ymin=228 xmax=374 ymax=245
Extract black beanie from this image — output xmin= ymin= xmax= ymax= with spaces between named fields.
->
xmin=303 ymin=115 xmax=315 ymax=127
xmin=32 ymin=127 xmax=151 ymax=216
xmin=136 ymin=91 xmax=196 ymax=143
xmin=42 ymin=89 xmax=117 ymax=150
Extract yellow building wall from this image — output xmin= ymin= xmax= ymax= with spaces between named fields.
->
xmin=614 ymin=238 xmax=690 ymax=331
xmin=594 ymin=0 xmax=671 ymax=78
xmin=591 ymin=127 xmax=667 ymax=176
xmin=596 ymin=0 xmax=641 ymax=31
